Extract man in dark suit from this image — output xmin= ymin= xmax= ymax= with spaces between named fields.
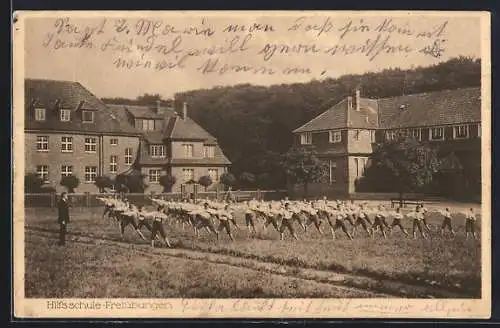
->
xmin=58 ymin=192 xmax=70 ymax=246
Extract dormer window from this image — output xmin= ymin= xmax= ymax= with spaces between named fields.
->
xmin=60 ymin=109 xmax=71 ymax=122
xmin=35 ymin=108 xmax=46 ymax=121
xmin=150 ymin=144 xmax=165 ymax=158
xmin=142 ymin=119 xmax=155 ymax=131
xmin=82 ymin=110 xmax=94 ymax=123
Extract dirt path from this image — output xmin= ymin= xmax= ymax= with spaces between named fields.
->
xmin=25 ymin=226 xmax=470 ymax=298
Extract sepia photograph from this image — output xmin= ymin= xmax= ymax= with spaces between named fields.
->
xmin=12 ymin=11 xmax=491 ymax=318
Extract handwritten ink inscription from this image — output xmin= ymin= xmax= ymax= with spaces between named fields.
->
xmin=39 ymin=16 xmax=450 ymax=77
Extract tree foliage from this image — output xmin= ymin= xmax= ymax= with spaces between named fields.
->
xmin=102 ymin=57 xmax=480 ymax=189
xmin=159 ymin=174 xmax=177 ymax=192
xmin=239 ymin=172 xmax=256 ymax=188
xmin=60 ymin=175 xmax=80 ymax=193
xmin=94 ymin=175 xmax=114 ymax=192
xmin=198 ymin=175 xmax=213 ymax=190
xmin=115 ymin=171 xmax=148 ymax=193
xmin=219 ymin=172 xmax=236 ymax=190
xmin=282 ymin=146 xmax=328 ymax=196
xmin=357 ymin=136 xmax=440 ymax=195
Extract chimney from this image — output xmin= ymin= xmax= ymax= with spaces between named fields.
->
xmin=355 ymin=88 xmax=361 ymax=111
xmin=182 ymin=102 xmax=187 ymax=120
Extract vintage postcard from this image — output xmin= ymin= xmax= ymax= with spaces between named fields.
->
xmin=12 ymin=10 xmax=491 ymax=318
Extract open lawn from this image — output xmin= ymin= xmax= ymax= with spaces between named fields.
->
xmin=24 ymin=203 xmax=482 ymax=298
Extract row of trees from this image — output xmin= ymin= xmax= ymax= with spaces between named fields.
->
xmin=24 ymin=171 xmax=239 ymax=194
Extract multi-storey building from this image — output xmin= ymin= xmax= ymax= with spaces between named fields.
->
xmin=292 ymin=87 xmax=481 ymax=199
xmin=106 ymin=102 xmax=231 ymax=193
xmin=25 ymin=78 xmax=231 ymax=194
xmin=25 ymin=79 xmax=142 ymax=193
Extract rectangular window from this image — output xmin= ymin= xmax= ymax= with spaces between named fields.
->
xmin=430 ymin=127 xmax=445 ymax=141
xmin=60 ymin=109 xmax=71 ymax=122
xmin=35 ymin=108 xmax=46 ymax=121
xmin=36 ymin=136 xmax=49 ymax=151
xmin=329 ymin=130 xmax=342 ymax=143
xmin=150 ymin=145 xmax=165 ymax=158
xmin=204 ymin=145 xmax=215 ymax=158
xmin=125 ymin=148 xmax=133 ymax=165
xmin=82 ymin=110 xmax=94 ymax=123
xmin=110 ymin=138 xmax=118 ymax=146
xmin=385 ymin=130 xmax=396 ymax=141
xmin=453 ymin=125 xmax=469 ymax=139
xmin=183 ymin=144 xmax=194 ymax=157
xmin=84 ymin=166 xmax=97 ymax=183
xmin=208 ymin=168 xmax=219 ymax=182
xmin=84 ymin=137 xmax=97 ymax=153
xmin=36 ymin=165 xmax=49 ymax=181
xmin=61 ymin=165 xmax=73 ymax=178
xmin=61 ymin=136 xmax=73 ymax=152
xmin=300 ymin=132 xmax=312 ymax=145
xmin=109 ymin=155 xmax=118 ymax=173
xmin=142 ymin=119 xmax=155 ymax=131
xmin=329 ymin=161 xmax=337 ymax=183
xmin=182 ymin=168 xmax=194 ymax=182
xmin=149 ymin=169 xmax=161 ymax=183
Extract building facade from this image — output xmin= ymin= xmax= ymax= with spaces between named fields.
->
xmin=25 ymin=79 xmax=142 ymax=193
xmin=292 ymin=87 xmax=481 ymax=199
xmin=106 ymin=101 xmax=231 ymax=193
xmin=25 ymin=78 xmax=231 ymax=194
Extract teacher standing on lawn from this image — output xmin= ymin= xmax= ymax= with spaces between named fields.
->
xmin=57 ymin=192 xmax=70 ymax=246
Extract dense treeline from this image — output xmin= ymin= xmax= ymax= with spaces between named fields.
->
xmin=103 ymin=56 xmax=481 ymax=189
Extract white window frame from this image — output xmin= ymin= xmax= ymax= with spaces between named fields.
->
xmin=36 ymin=165 xmax=49 ymax=182
xmin=300 ymin=132 xmax=312 ymax=145
xmin=35 ymin=108 xmax=46 ymax=121
xmin=182 ymin=168 xmax=195 ymax=182
xmin=183 ymin=144 xmax=194 ymax=158
xmin=61 ymin=136 xmax=73 ymax=153
xmin=60 ymin=109 xmax=71 ymax=122
xmin=328 ymin=130 xmax=342 ymax=143
xmin=370 ymin=130 xmax=376 ymax=143
xmin=61 ymin=165 xmax=73 ymax=178
xmin=109 ymin=155 xmax=118 ymax=173
xmin=208 ymin=168 xmax=219 ymax=182
xmin=36 ymin=136 xmax=49 ymax=152
xmin=150 ymin=144 xmax=166 ymax=158
xmin=329 ymin=160 xmax=337 ymax=183
xmin=110 ymin=138 xmax=118 ymax=146
xmin=204 ymin=145 xmax=215 ymax=158
xmin=354 ymin=158 xmax=360 ymax=178
xmin=148 ymin=169 xmax=161 ymax=184
xmin=82 ymin=110 xmax=95 ymax=123
xmin=453 ymin=124 xmax=469 ymax=140
xmin=429 ymin=127 xmax=445 ymax=141
xmin=386 ymin=130 xmax=396 ymax=141
xmin=125 ymin=148 xmax=133 ymax=165
xmin=84 ymin=166 xmax=97 ymax=183
xmin=409 ymin=128 xmax=422 ymax=141
xmin=142 ymin=119 xmax=155 ymax=131
xmin=84 ymin=137 xmax=97 ymax=153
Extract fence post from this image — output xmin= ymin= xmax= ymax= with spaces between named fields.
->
xmin=50 ymin=192 xmax=56 ymax=208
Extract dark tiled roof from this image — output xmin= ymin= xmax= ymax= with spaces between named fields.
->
xmin=25 ymin=79 xmax=140 ymax=136
xmin=293 ymin=99 xmax=348 ymax=133
xmin=106 ymin=104 xmax=176 ymax=119
xmin=143 ymin=131 xmax=165 ymax=144
xmin=168 ymin=116 xmax=217 ymax=141
xmin=294 ymin=87 xmax=481 ymax=133
xmin=377 ymin=87 xmax=481 ymax=128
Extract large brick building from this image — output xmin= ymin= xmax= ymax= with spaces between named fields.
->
xmin=292 ymin=87 xmax=482 ymax=199
xmin=25 ymin=79 xmax=231 ymax=193
xmin=25 ymin=79 xmax=142 ymax=193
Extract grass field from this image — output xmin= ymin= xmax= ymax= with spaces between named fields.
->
xmin=24 ymin=203 xmax=482 ymax=299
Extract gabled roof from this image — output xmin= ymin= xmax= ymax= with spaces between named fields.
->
xmin=106 ymin=104 xmax=176 ymax=119
xmin=377 ymin=87 xmax=481 ymax=128
xmin=293 ymin=87 xmax=481 ymax=133
xmin=167 ymin=115 xmax=217 ymax=141
xmin=25 ymin=79 xmax=140 ymax=136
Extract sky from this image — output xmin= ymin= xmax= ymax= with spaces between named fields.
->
xmin=21 ymin=11 xmax=485 ymax=99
